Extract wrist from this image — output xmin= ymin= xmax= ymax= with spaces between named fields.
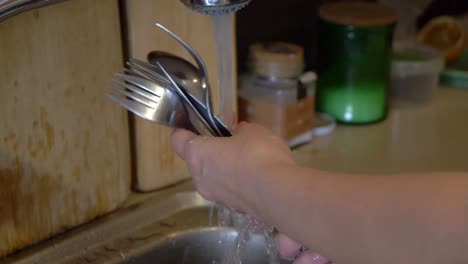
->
xmin=242 ymin=161 xmax=299 ymax=222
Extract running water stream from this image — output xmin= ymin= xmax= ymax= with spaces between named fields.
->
xmin=210 ymin=14 xmax=280 ymax=264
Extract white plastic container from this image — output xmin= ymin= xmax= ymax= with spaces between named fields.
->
xmin=391 ymin=42 xmax=444 ymax=105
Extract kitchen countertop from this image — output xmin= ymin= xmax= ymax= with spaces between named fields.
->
xmin=126 ymin=87 xmax=468 ymax=206
xmin=293 ymin=87 xmax=468 ymax=174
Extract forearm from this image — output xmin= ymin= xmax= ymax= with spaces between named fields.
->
xmin=248 ymin=165 xmax=468 ymax=264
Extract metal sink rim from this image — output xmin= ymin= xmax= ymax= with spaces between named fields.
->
xmin=2 ymin=191 xmax=212 ymax=264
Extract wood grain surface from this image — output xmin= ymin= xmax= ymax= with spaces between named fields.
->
xmin=0 ymin=0 xmax=131 ymax=257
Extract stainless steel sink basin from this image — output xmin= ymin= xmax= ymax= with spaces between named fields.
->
xmin=2 ymin=191 xmax=291 ymax=264
xmin=123 ymin=227 xmax=289 ymax=264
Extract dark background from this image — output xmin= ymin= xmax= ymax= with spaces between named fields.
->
xmin=235 ymin=0 xmax=468 ymax=73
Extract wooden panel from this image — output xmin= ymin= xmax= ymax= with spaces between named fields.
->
xmin=0 ymin=0 xmax=131 ymax=257
xmin=123 ymin=0 xmax=236 ymax=191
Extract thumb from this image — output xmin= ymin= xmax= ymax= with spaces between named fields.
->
xmin=170 ymin=128 xmax=199 ymax=160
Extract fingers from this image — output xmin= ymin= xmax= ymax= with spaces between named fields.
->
xmin=294 ymin=251 xmax=330 ymax=264
xmin=277 ymin=234 xmax=331 ymax=264
xmin=171 ymin=128 xmax=212 ymax=198
xmin=276 ymin=233 xmax=303 ymax=261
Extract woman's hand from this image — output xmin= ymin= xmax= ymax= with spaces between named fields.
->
xmin=171 ymin=122 xmax=331 ymax=263
xmin=171 ymin=122 xmax=295 ymax=216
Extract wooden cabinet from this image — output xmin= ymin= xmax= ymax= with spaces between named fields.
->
xmin=0 ymin=0 xmax=130 ymax=257
xmin=0 ymin=0 xmax=236 ymax=257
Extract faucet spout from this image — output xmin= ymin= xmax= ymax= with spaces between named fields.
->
xmin=0 ymin=0 xmax=68 ymax=23
xmin=180 ymin=0 xmax=252 ymax=15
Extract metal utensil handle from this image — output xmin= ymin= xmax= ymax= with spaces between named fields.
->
xmin=154 ymin=22 xmax=223 ymax=137
xmin=157 ymin=61 xmax=217 ymax=136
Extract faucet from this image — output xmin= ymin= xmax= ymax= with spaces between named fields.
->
xmin=0 ymin=0 xmax=67 ymax=23
xmin=0 ymin=0 xmax=69 ymax=22
xmin=180 ymin=0 xmax=252 ymax=15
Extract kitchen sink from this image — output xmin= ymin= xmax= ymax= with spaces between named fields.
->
xmin=2 ymin=191 xmax=290 ymax=264
xmin=122 ymin=227 xmax=289 ymax=264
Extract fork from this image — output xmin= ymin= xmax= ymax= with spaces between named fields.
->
xmin=106 ymin=73 xmax=209 ymax=135
xmin=125 ymin=59 xmax=217 ymax=136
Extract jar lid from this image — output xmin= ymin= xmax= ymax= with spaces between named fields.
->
xmin=319 ymin=2 xmax=396 ymax=27
xmin=249 ymin=42 xmax=304 ymax=79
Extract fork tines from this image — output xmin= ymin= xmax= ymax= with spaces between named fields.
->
xmin=106 ymin=72 xmax=163 ymax=110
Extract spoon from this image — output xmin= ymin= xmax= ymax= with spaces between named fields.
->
xmin=147 ymin=50 xmax=231 ymax=136
xmin=153 ymin=22 xmax=223 ymax=138
xmin=148 ymin=51 xmax=205 ymax=103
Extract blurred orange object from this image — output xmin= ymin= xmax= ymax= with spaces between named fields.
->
xmin=418 ymin=16 xmax=466 ymax=63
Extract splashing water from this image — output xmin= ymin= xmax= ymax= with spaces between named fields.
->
xmin=211 ymin=206 xmax=279 ymax=264
xmin=209 ymin=205 xmax=216 ymax=226
xmin=264 ymin=228 xmax=280 ymax=264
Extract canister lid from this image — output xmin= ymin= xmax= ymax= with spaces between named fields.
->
xmin=249 ymin=42 xmax=304 ymax=79
xmin=319 ymin=2 xmax=396 ymax=27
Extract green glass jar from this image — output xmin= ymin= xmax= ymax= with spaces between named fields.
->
xmin=316 ymin=2 xmax=396 ymax=124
